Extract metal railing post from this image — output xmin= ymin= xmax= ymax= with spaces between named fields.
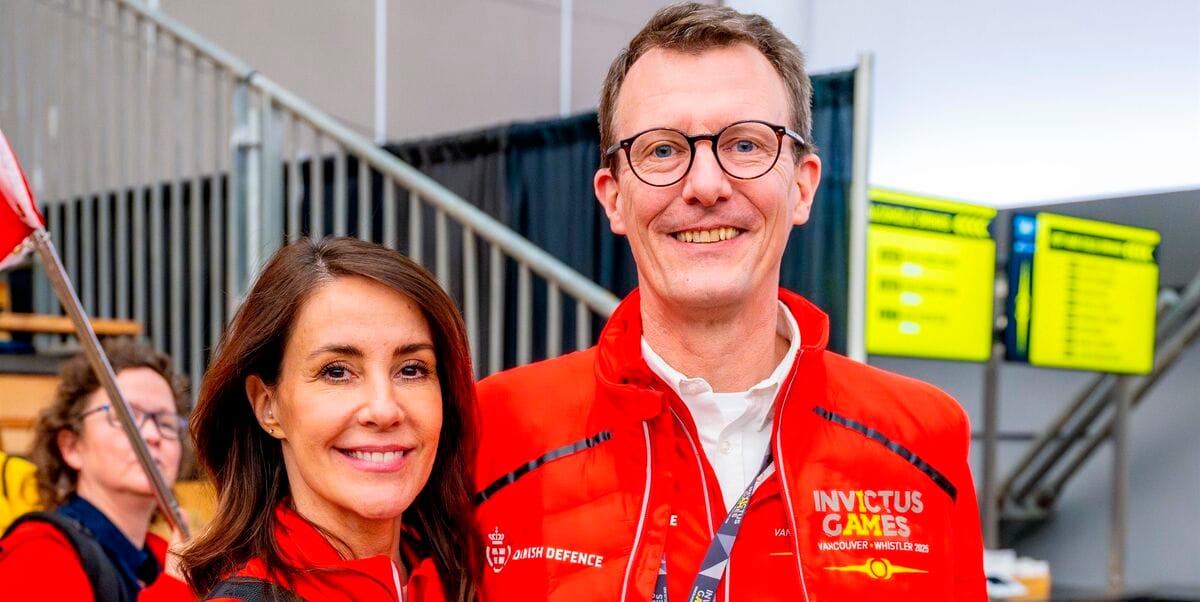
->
xmin=981 ymin=340 xmax=1003 ymax=548
xmin=230 ymin=79 xmax=260 ymax=304
xmin=1108 ymin=375 xmax=1130 ymax=595
xmin=258 ymin=91 xmax=285 ymax=273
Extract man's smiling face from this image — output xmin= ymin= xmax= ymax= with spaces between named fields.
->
xmin=595 ymin=43 xmax=821 ymax=313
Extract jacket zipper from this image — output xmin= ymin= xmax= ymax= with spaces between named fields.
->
xmin=392 ymin=560 xmax=406 ymax=602
xmin=620 ymin=421 xmax=653 ymax=602
xmin=669 ymin=407 xmax=723 ymax=599
xmin=670 ymin=408 xmax=716 ymax=535
xmin=773 ymin=351 xmax=809 ymax=601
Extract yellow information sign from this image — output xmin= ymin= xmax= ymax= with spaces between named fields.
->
xmin=866 ymin=189 xmax=997 ymax=361
xmin=1005 ymin=213 xmax=1159 ymax=374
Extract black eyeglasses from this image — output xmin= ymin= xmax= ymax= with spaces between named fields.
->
xmin=604 ymin=119 xmax=806 ymax=187
xmin=77 ymin=404 xmax=188 ymax=440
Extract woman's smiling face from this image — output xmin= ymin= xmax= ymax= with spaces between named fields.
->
xmin=248 ymin=275 xmax=443 ymax=526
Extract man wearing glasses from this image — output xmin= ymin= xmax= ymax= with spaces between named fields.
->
xmin=474 ymin=3 xmax=985 ymax=600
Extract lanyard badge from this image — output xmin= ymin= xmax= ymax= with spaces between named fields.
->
xmin=653 ymin=453 xmax=775 ymax=602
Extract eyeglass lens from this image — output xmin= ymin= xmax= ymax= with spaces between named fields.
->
xmin=101 ymin=405 xmax=185 ymax=439
xmin=627 ymin=121 xmax=782 ymax=186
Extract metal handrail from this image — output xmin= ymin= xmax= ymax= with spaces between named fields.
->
xmin=2 ymin=0 xmax=620 ymax=393
xmin=1041 ymin=305 xmax=1200 ymax=501
xmin=123 ymin=0 xmax=619 ymax=317
xmin=998 ymin=268 xmax=1200 ymax=513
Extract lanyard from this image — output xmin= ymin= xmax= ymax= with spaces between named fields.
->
xmin=652 ymin=452 xmax=775 ymax=602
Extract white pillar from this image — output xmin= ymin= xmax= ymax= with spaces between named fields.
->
xmin=559 ymin=0 xmax=573 ymax=116
xmin=374 ymin=0 xmax=388 ymax=144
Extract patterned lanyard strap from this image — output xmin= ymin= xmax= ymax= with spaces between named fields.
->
xmin=652 ymin=452 xmax=776 ymax=602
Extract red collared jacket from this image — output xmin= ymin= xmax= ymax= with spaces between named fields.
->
xmin=208 ymin=504 xmax=446 ymax=602
xmin=0 ymin=520 xmax=192 ymax=600
xmin=474 ymin=289 xmax=986 ymax=601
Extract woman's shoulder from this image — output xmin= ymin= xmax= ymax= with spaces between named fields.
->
xmin=0 ymin=517 xmax=94 ymax=597
xmin=0 ymin=516 xmax=79 ymax=558
xmin=204 ymin=561 xmax=304 ymax=602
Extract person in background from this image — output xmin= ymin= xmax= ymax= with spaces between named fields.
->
xmin=180 ymin=237 xmax=483 ymax=602
xmin=472 ymin=3 xmax=986 ymax=600
xmin=0 ymin=339 xmax=193 ymax=600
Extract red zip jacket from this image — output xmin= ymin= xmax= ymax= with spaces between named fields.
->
xmin=475 ymin=289 xmax=986 ymax=601
xmin=0 ymin=520 xmax=192 ymax=600
xmin=208 ymin=504 xmax=446 ymax=602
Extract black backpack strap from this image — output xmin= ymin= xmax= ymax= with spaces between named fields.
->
xmin=205 ymin=575 xmax=302 ymax=602
xmin=1 ymin=511 xmax=130 ymax=602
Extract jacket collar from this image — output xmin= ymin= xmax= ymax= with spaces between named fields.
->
xmin=594 ymin=288 xmax=830 ymax=420
xmin=269 ymin=503 xmax=443 ymax=601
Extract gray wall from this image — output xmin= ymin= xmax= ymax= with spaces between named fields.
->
xmin=159 ymin=0 xmax=711 ymax=140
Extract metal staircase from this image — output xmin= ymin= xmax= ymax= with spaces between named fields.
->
xmin=995 ymin=269 xmax=1200 ymax=545
xmin=0 ymin=0 xmax=619 ymax=394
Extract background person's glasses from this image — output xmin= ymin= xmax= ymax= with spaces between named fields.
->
xmin=604 ymin=119 xmax=806 ymax=187
xmin=77 ymin=404 xmax=188 ymax=440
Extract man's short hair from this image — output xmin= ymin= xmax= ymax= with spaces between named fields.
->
xmin=599 ymin=2 xmax=813 ymax=167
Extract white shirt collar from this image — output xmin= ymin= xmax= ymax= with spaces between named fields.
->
xmin=641 ymin=300 xmax=801 ymax=431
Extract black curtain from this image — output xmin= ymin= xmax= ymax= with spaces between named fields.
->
xmin=780 ymin=69 xmax=854 ymax=353
xmin=506 ymin=113 xmax=635 ymax=296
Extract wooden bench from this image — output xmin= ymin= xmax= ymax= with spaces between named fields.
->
xmin=0 ymin=373 xmax=61 ymax=454
xmin=0 ymin=313 xmax=143 ymax=337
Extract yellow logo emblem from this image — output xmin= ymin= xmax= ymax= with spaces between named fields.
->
xmin=825 ymin=557 xmax=926 ymax=580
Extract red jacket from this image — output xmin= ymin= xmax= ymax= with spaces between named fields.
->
xmin=0 ymin=520 xmax=192 ymax=600
xmin=208 ymin=504 xmax=445 ymax=602
xmin=475 ymin=289 xmax=986 ymax=601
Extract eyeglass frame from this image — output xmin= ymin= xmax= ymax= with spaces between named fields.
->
xmin=76 ymin=403 xmax=189 ymax=440
xmin=603 ymin=119 xmax=807 ymax=188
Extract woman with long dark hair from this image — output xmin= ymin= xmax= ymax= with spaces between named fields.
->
xmin=179 ymin=237 xmax=483 ymax=601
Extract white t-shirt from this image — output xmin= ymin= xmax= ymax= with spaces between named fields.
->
xmin=641 ymin=301 xmax=801 ymax=511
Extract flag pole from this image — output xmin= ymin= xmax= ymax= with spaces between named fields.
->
xmin=29 ymin=228 xmax=190 ymax=538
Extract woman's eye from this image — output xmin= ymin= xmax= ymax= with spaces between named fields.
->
xmin=398 ymin=362 xmax=432 ymax=380
xmin=320 ymin=364 xmax=352 ymax=381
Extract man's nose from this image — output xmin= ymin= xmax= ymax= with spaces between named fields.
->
xmin=681 ymin=141 xmax=732 ymax=206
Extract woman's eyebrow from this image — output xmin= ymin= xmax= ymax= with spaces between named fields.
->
xmin=394 ymin=342 xmax=435 ymax=357
xmin=307 ymin=342 xmax=434 ymax=360
xmin=306 ymin=344 xmax=362 ymax=360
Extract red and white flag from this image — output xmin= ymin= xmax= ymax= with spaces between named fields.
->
xmin=0 ymin=128 xmax=46 ymax=270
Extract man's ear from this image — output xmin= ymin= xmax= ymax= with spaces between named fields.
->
xmin=594 ymin=167 xmax=627 ymax=236
xmin=58 ymin=429 xmax=83 ymax=471
xmin=245 ymin=375 xmax=281 ymax=438
xmin=791 ymin=153 xmax=822 ymax=226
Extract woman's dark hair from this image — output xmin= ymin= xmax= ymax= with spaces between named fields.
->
xmin=179 ymin=237 xmax=483 ymax=600
xmin=30 ymin=338 xmax=190 ymax=508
